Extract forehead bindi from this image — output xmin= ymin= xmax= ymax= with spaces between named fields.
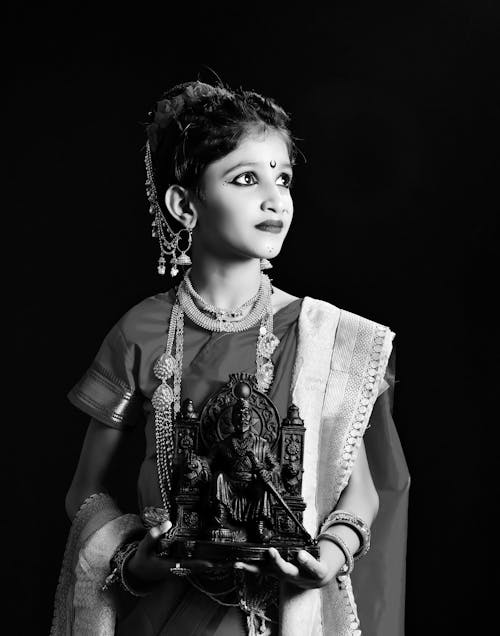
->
xmin=218 ymin=136 xmax=292 ymax=176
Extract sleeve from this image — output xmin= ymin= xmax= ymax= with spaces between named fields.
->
xmin=67 ymin=320 xmax=144 ymax=430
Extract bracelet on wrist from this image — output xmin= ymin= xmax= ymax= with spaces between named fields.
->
xmin=318 ymin=509 xmax=371 ymax=561
xmin=317 ymin=532 xmax=354 ymax=577
xmin=102 ymin=540 xmax=150 ymax=597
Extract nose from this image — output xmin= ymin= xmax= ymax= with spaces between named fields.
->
xmin=260 ymin=182 xmax=283 ymax=214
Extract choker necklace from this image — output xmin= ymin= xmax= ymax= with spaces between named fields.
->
xmin=178 ymin=271 xmax=272 ymax=333
xmin=183 ymin=268 xmax=261 ymax=321
xmin=151 ymin=273 xmax=280 ymax=514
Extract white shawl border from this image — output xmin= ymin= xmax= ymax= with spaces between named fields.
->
xmin=280 ymin=298 xmax=394 ymax=636
xmin=323 ymin=310 xmax=394 ymax=511
xmin=50 ymin=493 xmax=143 ymax=636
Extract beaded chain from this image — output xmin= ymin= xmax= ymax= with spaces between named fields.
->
xmin=177 ymin=274 xmax=272 ymax=333
xmin=152 ymin=302 xmax=182 ymax=513
xmin=255 ymin=308 xmax=279 ymax=392
xmin=183 ymin=268 xmax=261 ymax=320
xmin=145 ymin=142 xmax=176 ymax=272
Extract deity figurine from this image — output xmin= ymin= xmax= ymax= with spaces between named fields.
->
xmin=183 ymin=382 xmax=282 ymax=544
xmin=212 ymin=394 xmax=283 ymax=543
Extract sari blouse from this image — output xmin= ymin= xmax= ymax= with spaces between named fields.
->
xmin=68 ymin=288 xmax=305 ymax=511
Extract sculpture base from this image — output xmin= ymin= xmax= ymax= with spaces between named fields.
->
xmin=158 ymin=537 xmax=319 ymax=564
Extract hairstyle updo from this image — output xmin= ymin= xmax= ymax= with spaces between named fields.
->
xmin=145 ymin=80 xmax=296 ymax=203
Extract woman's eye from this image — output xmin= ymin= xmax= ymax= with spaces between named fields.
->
xmin=277 ymin=173 xmax=293 ymax=188
xmin=232 ymin=172 xmax=257 ymax=186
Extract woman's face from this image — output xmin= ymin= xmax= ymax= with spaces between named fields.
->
xmin=191 ymin=130 xmax=294 ymax=262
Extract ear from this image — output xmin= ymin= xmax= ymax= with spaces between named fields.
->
xmin=164 ymin=185 xmax=198 ymax=229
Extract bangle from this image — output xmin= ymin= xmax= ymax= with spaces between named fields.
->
xmin=318 ymin=510 xmax=371 ymax=561
xmin=102 ymin=541 xmax=137 ymax=592
xmin=102 ymin=541 xmax=150 ymax=597
xmin=317 ymin=532 xmax=354 ymax=577
xmin=119 ymin=541 xmax=151 ymax=597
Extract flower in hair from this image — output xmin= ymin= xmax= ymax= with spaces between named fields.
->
xmin=184 ymin=81 xmax=217 ymax=101
xmin=158 ymin=94 xmax=185 ymax=128
xmin=147 ymin=81 xmax=235 ymax=151
xmin=146 ymin=95 xmax=185 ymax=151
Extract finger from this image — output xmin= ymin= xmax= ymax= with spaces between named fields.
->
xmin=267 ymin=548 xmax=299 ymax=578
xmin=149 ymin=520 xmax=172 ymax=540
xmin=141 ymin=521 xmax=171 ymax=556
xmin=295 ymin=550 xmax=328 ymax=580
xmin=234 ymin=561 xmax=262 ymax=575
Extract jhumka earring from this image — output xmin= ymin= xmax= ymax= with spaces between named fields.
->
xmin=260 ymin=258 xmax=273 ymax=270
xmin=157 ymin=226 xmax=193 ymax=277
xmin=145 ymin=140 xmax=193 ymax=277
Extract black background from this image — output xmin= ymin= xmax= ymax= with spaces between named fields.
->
xmin=9 ymin=2 xmax=495 ymax=634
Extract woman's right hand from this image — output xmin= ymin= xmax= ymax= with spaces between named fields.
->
xmin=125 ymin=521 xmax=214 ymax=585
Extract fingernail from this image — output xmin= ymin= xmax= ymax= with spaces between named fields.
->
xmin=298 ymin=550 xmax=308 ymax=562
xmin=161 ymin=520 xmax=172 ymax=533
xmin=150 ymin=526 xmax=160 ymax=539
xmin=234 ymin=562 xmax=244 ymax=569
xmin=268 ymin=548 xmax=278 ymax=558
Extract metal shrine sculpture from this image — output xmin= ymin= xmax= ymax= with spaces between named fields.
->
xmin=159 ymin=373 xmax=319 ymax=563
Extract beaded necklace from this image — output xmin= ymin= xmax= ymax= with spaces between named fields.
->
xmin=183 ymin=268 xmax=261 ymax=320
xmin=178 ymin=271 xmax=272 ymax=332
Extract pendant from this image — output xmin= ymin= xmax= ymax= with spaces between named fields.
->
xmin=257 ymin=333 xmax=280 ymax=358
xmin=152 ymin=382 xmax=174 ymax=410
xmin=154 ymin=353 xmax=177 ymax=380
xmin=256 ymin=361 xmax=274 ymax=392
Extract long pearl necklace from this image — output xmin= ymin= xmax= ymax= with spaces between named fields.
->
xmin=151 ymin=272 xmax=280 ymax=513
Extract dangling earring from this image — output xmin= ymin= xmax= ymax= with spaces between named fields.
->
xmin=145 ymin=141 xmax=195 ymax=277
xmin=260 ymin=258 xmax=273 ymax=271
xmin=154 ymin=224 xmax=193 ymax=276
xmin=168 ymin=226 xmax=193 ymax=277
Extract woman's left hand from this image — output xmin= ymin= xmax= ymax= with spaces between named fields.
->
xmin=234 ymin=541 xmax=344 ymax=590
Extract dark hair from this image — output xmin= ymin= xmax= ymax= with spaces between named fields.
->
xmin=145 ymin=80 xmax=296 ymax=202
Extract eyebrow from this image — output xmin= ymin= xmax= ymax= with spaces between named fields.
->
xmin=223 ymin=161 xmax=293 ymax=176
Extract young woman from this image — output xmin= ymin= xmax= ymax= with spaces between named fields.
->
xmin=51 ymin=80 xmax=410 ymax=636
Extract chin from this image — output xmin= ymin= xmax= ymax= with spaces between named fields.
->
xmin=261 ymin=246 xmax=282 ymax=259
xmin=257 ymin=240 xmax=284 ymax=260
xmin=229 ymin=238 xmax=284 ymax=261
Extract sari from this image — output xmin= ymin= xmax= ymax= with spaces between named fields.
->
xmin=52 ymin=290 xmax=409 ymax=635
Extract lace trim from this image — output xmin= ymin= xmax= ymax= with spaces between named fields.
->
xmin=333 ymin=324 xmax=392 ymax=498
xmin=50 ymin=493 xmax=114 ymax=636
xmin=336 ymin=573 xmax=362 ymax=635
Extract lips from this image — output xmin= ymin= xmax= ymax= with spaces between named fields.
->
xmin=255 ymin=221 xmax=283 ymax=233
